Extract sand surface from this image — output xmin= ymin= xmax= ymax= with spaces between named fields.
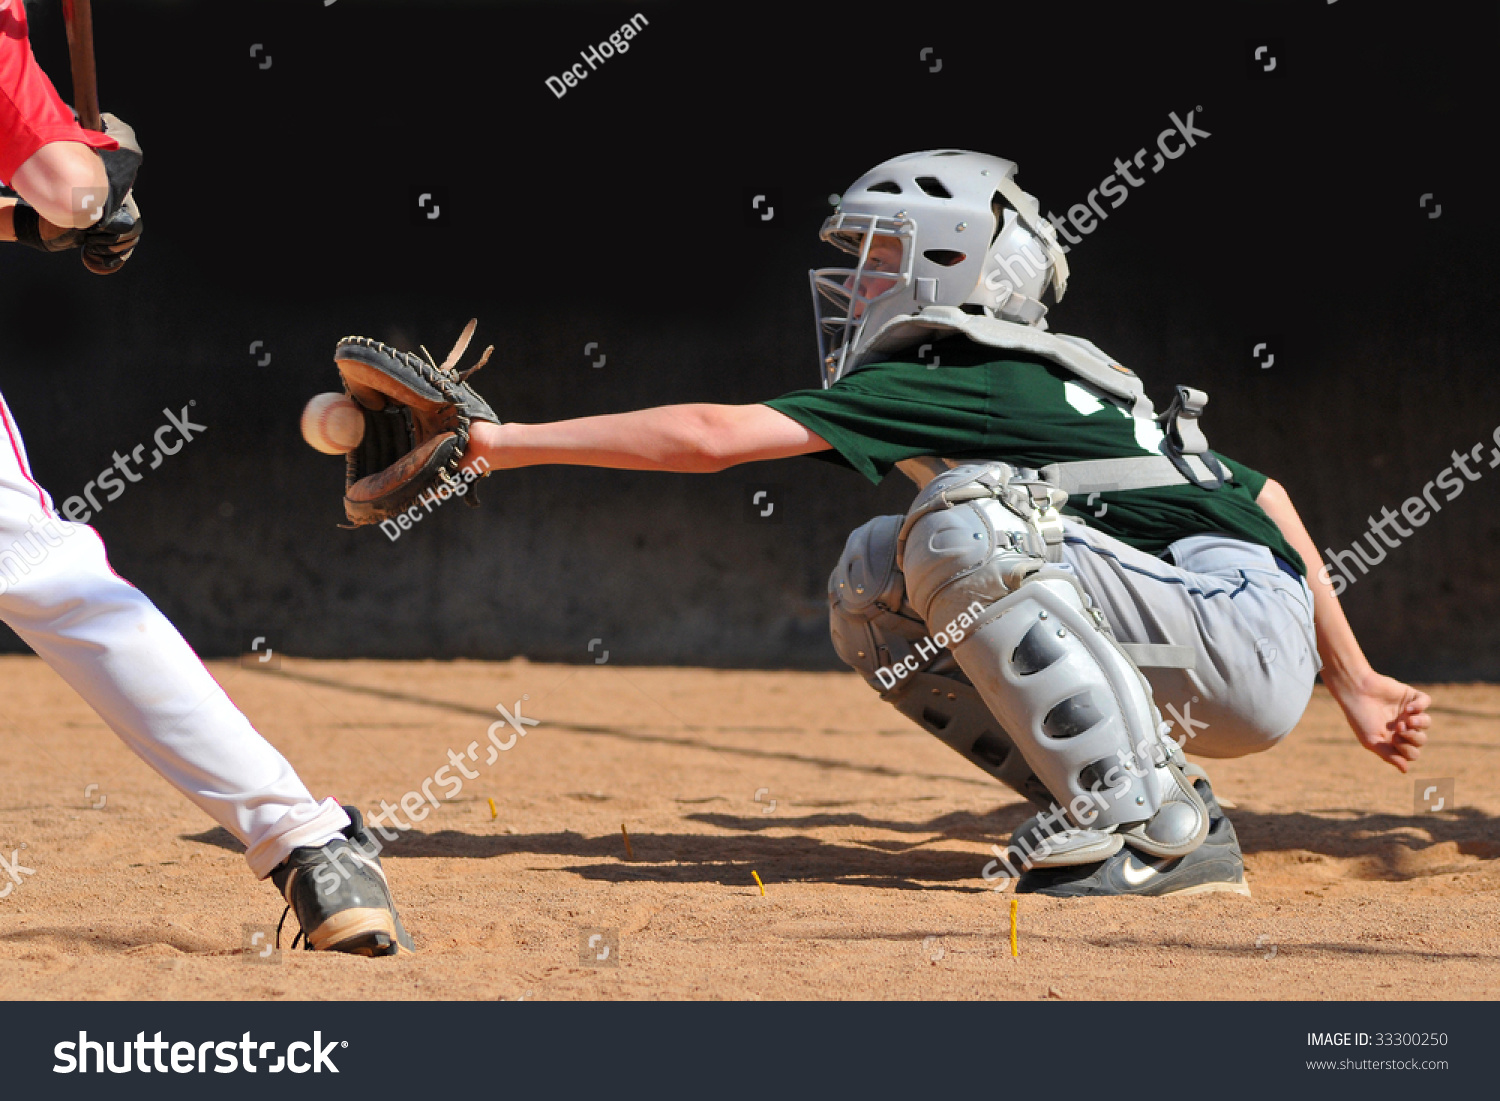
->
xmin=0 ymin=656 xmax=1496 ymax=1000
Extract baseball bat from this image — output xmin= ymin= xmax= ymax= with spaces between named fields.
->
xmin=61 ymin=0 xmax=102 ymax=132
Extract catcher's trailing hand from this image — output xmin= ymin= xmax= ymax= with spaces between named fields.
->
xmin=333 ymin=319 xmax=499 ymax=527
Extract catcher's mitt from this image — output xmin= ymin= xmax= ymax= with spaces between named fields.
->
xmin=333 ymin=318 xmax=499 ymax=527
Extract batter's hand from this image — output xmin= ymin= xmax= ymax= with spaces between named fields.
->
xmin=80 ymin=193 xmax=142 ymax=274
xmin=1335 ymin=671 xmax=1431 ymax=772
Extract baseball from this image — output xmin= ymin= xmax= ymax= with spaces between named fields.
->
xmin=301 ymin=392 xmax=365 ymax=454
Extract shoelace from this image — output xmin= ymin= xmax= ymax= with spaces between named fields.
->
xmin=275 ymin=905 xmax=310 ymax=951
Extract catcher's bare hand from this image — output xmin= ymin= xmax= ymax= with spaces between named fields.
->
xmin=1335 ymin=670 xmax=1432 ymax=772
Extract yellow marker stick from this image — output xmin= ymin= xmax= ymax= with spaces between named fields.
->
xmin=752 ymin=870 xmax=765 ymax=897
xmin=621 ymin=823 xmax=634 ymax=860
xmin=1010 ymin=897 xmax=1019 ymax=958
xmin=488 ymin=797 xmax=497 ymax=820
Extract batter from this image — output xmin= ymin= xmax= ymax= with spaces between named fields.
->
xmin=0 ymin=0 xmax=411 ymax=951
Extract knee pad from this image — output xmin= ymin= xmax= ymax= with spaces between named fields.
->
xmin=828 ymin=515 xmax=927 ymax=689
xmin=898 ymin=464 xmax=1207 ymax=857
xmin=829 ymin=515 xmax=1046 ymax=804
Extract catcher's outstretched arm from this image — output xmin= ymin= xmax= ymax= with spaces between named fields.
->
xmin=1256 ymin=477 xmax=1431 ymax=771
xmin=461 ymin=403 xmax=829 ymax=475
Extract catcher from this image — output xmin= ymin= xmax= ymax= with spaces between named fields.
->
xmin=0 ymin=0 xmax=411 ymax=954
xmin=334 ymin=149 xmax=1432 ymax=897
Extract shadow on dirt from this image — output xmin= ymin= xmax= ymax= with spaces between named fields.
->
xmin=182 ymin=799 xmax=1498 ymax=892
xmin=247 ymin=665 xmax=996 ymax=790
xmin=190 ymin=668 xmax=1500 ymax=888
xmin=181 ymin=813 xmax=1021 ymax=892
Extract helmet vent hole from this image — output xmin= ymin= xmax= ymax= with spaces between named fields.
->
xmin=867 ymin=181 xmax=903 ymax=194
xmin=914 ymin=176 xmax=953 ymax=198
xmin=923 ymin=249 xmax=966 ymax=267
xmin=991 ymin=194 xmax=1009 ymax=242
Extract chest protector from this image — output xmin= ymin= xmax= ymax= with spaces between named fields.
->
xmin=855 ymin=307 xmax=1228 ymax=494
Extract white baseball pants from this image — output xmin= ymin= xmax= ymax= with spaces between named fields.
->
xmin=0 ymin=395 xmax=347 ymax=878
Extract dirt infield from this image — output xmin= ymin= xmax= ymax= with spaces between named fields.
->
xmin=0 ymin=655 xmax=1496 ymax=1000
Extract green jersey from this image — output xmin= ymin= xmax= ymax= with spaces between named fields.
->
xmin=765 ymin=336 xmax=1304 ymax=573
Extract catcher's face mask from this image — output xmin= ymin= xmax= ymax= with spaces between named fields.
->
xmin=809 ymin=213 xmax=915 ymax=388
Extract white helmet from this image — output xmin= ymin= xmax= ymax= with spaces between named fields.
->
xmin=809 ymin=149 xmax=1070 ymax=387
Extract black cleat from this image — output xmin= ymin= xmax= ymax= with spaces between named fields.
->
xmin=1015 ymin=779 xmax=1250 ymax=899
xmin=270 ymin=806 xmax=415 ymax=956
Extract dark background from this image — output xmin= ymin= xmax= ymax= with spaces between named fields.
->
xmin=2 ymin=0 xmax=1495 ymax=677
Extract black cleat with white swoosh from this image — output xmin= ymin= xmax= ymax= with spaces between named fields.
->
xmin=1015 ymin=779 xmax=1250 ymax=898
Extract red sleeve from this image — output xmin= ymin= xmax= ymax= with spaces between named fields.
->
xmin=0 ymin=0 xmax=117 ymax=185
